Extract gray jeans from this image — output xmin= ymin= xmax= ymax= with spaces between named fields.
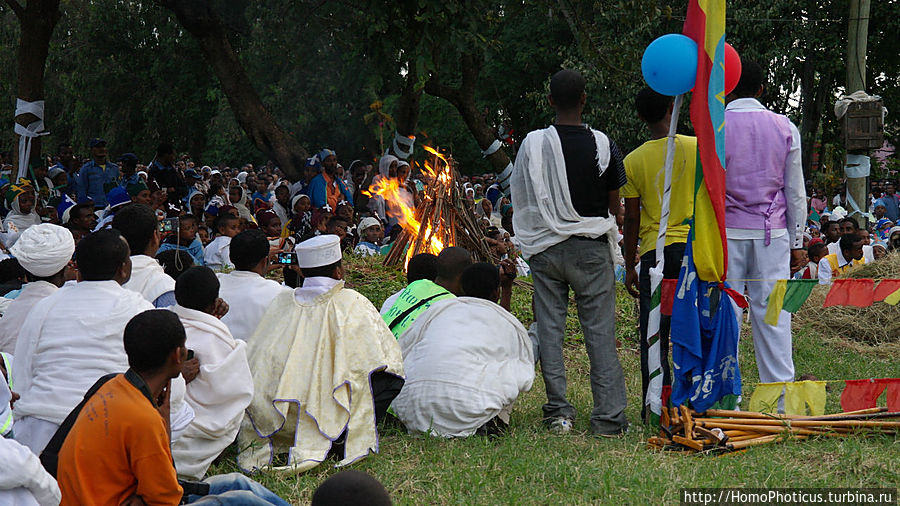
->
xmin=529 ymin=236 xmax=628 ymax=434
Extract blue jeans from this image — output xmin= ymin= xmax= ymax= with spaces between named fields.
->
xmin=187 ymin=473 xmax=290 ymax=505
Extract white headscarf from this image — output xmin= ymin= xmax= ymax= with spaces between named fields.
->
xmin=10 ymin=223 xmax=75 ymax=277
xmin=378 ymin=155 xmax=399 ymax=178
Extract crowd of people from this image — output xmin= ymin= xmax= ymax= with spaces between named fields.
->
xmin=0 ymin=62 xmax=895 ymax=504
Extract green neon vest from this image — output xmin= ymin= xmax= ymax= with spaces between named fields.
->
xmin=1 ymin=352 xmax=13 ymax=436
xmin=382 ymin=279 xmax=454 ymax=339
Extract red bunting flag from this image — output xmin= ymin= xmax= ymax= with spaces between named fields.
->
xmin=873 ymin=279 xmax=900 ymax=302
xmin=840 ymin=379 xmax=886 ymax=411
xmin=660 ymin=279 xmax=677 ymax=316
xmin=840 ymin=378 xmax=900 ymax=412
xmin=887 ymin=381 xmax=900 ymax=412
xmin=823 ymin=279 xmax=874 ymax=308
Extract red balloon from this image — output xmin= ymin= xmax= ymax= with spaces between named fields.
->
xmin=724 ymin=43 xmax=741 ymax=95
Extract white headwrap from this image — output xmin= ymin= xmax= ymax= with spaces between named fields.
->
xmin=9 ymin=223 xmax=75 ymax=277
xmin=378 ymin=155 xmax=399 ymax=178
xmin=237 ymin=171 xmax=248 ymax=184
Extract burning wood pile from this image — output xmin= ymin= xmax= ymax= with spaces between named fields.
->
xmin=366 ymin=146 xmax=494 ymax=268
xmin=648 ymin=407 xmax=900 ymax=454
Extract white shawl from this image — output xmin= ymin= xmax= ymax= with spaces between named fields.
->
xmin=169 ymin=305 xmax=253 ymax=480
xmin=217 ymin=271 xmax=289 ymax=342
xmin=0 ymin=436 xmax=61 ymax=506
xmin=123 ymin=255 xmax=175 ymax=303
xmin=238 ymin=285 xmax=403 ymax=473
xmin=0 ymin=281 xmax=57 ymax=354
xmin=510 ymin=126 xmax=618 ymax=259
xmin=392 ymin=297 xmax=534 ymax=437
xmin=12 ymin=281 xmax=154 ymax=425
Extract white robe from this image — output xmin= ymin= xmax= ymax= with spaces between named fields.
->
xmin=122 ymin=255 xmax=175 ymax=303
xmin=0 ymin=436 xmax=60 ymax=506
xmin=169 ymin=305 xmax=253 ymax=480
xmin=380 ymin=288 xmax=403 ymax=316
xmin=204 ymin=236 xmax=233 ymax=272
xmin=0 ymin=281 xmax=57 ymax=354
xmin=510 ymin=126 xmax=618 ymax=260
xmin=237 ymin=282 xmax=403 ymax=473
xmin=217 ymin=271 xmax=290 ymax=342
xmin=392 ymin=297 xmax=534 ymax=437
xmin=11 ymin=280 xmax=154 ymax=452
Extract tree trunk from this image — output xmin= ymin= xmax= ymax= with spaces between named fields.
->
xmin=386 ymin=63 xmax=424 ymax=160
xmin=156 ymin=0 xmax=307 ymax=180
xmin=425 ymin=54 xmax=511 ymax=173
xmin=8 ymin=0 xmax=61 ymax=174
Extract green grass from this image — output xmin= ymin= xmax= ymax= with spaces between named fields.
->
xmin=211 ymin=254 xmax=900 ymax=504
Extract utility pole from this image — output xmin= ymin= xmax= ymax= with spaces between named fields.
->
xmin=844 ymin=0 xmax=871 ymax=227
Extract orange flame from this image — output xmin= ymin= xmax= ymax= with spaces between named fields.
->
xmin=362 ymin=150 xmax=450 ymax=267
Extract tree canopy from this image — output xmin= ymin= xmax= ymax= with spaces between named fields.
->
xmin=1 ymin=0 xmax=897 ymax=174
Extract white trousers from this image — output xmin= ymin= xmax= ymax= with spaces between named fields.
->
xmin=726 ymin=234 xmax=795 ymax=384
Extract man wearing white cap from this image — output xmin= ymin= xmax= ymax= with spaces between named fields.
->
xmin=0 ymin=224 xmax=75 ymax=354
xmin=238 ymin=234 xmax=404 ymax=473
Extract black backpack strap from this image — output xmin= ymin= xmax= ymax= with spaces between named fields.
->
xmin=388 ymin=292 xmax=449 ymax=331
xmin=40 ymin=373 xmax=119 ymax=478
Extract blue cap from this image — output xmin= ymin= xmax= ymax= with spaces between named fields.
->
xmin=89 ymin=138 xmax=107 ymax=148
xmin=106 ymin=186 xmax=131 ymax=208
xmin=184 ymin=169 xmax=202 ymax=179
xmin=117 ymin=152 xmax=138 ymax=163
xmin=305 ymin=156 xmax=320 ymax=168
xmin=318 ymin=149 xmax=336 ymax=162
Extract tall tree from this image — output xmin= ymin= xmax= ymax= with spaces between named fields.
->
xmin=4 ymin=0 xmax=60 ymax=173
xmin=155 ymin=0 xmax=308 ymax=179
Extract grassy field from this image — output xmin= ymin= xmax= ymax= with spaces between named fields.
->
xmin=211 ymin=254 xmax=900 ymax=504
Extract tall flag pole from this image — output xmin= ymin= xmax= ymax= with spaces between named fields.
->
xmin=670 ymin=0 xmax=744 ymax=413
xmin=644 ymin=94 xmax=683 ymax=424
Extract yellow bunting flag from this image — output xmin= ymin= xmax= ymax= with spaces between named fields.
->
xmin=764 ymin=279 xmax=788 ymax=325
xmin=884 ymin=287 xmax=900 ymax=306
xmin=784 ymin=381 xmax=827 ymax=416
xmin=748 ymin=383 xmax=784 ymax=413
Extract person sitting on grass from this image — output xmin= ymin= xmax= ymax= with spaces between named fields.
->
xmin=12 ymin=229 xmax=154 ymax=454
xmin=204 ymin=214 xmax=240 ymax=271
xmin=217 ymin=229 xmax=290 ymax=342
xmin=169 ymin=267 xmax=253 ymax=480
xmin=157 ymin=214 xmax=205 ymax=267
xmin=381 ymin=247 xmax=471 ymax=339
xmin=113 ymin=203 xmax=176 ymax=307
xmin=392 ymin=261 xmax=533 ymax=438
xmin=238 ymin=235 xmax=404 ymax=473
xmin=56 ymin=309 xmax=289 ymax=505
xmin=795 ymin=241 xmax=826 ymax=280
xmin=380 ymin=253 xmax=439 ymax=314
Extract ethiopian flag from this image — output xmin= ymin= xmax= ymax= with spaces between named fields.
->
xmin=683 ymin=0 xmax=727 ymax=283
xmin=669 ymin=0 xmax=743 ymax=413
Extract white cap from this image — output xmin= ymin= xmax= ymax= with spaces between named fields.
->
xmin=295 ymin=234 xmax=342 ymax=268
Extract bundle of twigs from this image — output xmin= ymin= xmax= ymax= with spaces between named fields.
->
xmin=383 ymin=158 xmax=493 ymax=267
xmin=647 ymin=406 xmax=900 ymax=454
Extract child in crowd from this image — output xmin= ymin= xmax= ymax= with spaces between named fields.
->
xmin=204 ymin=214 xmax=240 ymax=271
xmin=355 ymin=217 xmax=383 ymax=256
xmin=157 ymin=214 xmax=205 ymax=266
xmin=796 ymin=241 xmax=827 ymax=279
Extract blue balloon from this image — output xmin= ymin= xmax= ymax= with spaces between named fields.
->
xmin=641 ymin=34 xmax=698 ymax=96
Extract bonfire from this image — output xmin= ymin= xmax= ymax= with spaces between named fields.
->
xmin=364 ymin=147 xmax=494 ymax=269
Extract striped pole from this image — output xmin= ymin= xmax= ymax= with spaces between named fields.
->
xmin=645 ymin=94 xmax=684 ymax=424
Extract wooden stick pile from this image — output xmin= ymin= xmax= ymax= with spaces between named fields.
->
xmin=383 ymin=156 xmax=493 ymax=268
xmin=647 ymin=406 xmax=900 ymax=453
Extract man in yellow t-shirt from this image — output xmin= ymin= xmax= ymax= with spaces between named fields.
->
xmin=621 ymin=87 xmax=697 ymax=422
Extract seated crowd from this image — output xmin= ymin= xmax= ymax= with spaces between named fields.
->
xmin=0 ymin=143 xmax=534 ymax=504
